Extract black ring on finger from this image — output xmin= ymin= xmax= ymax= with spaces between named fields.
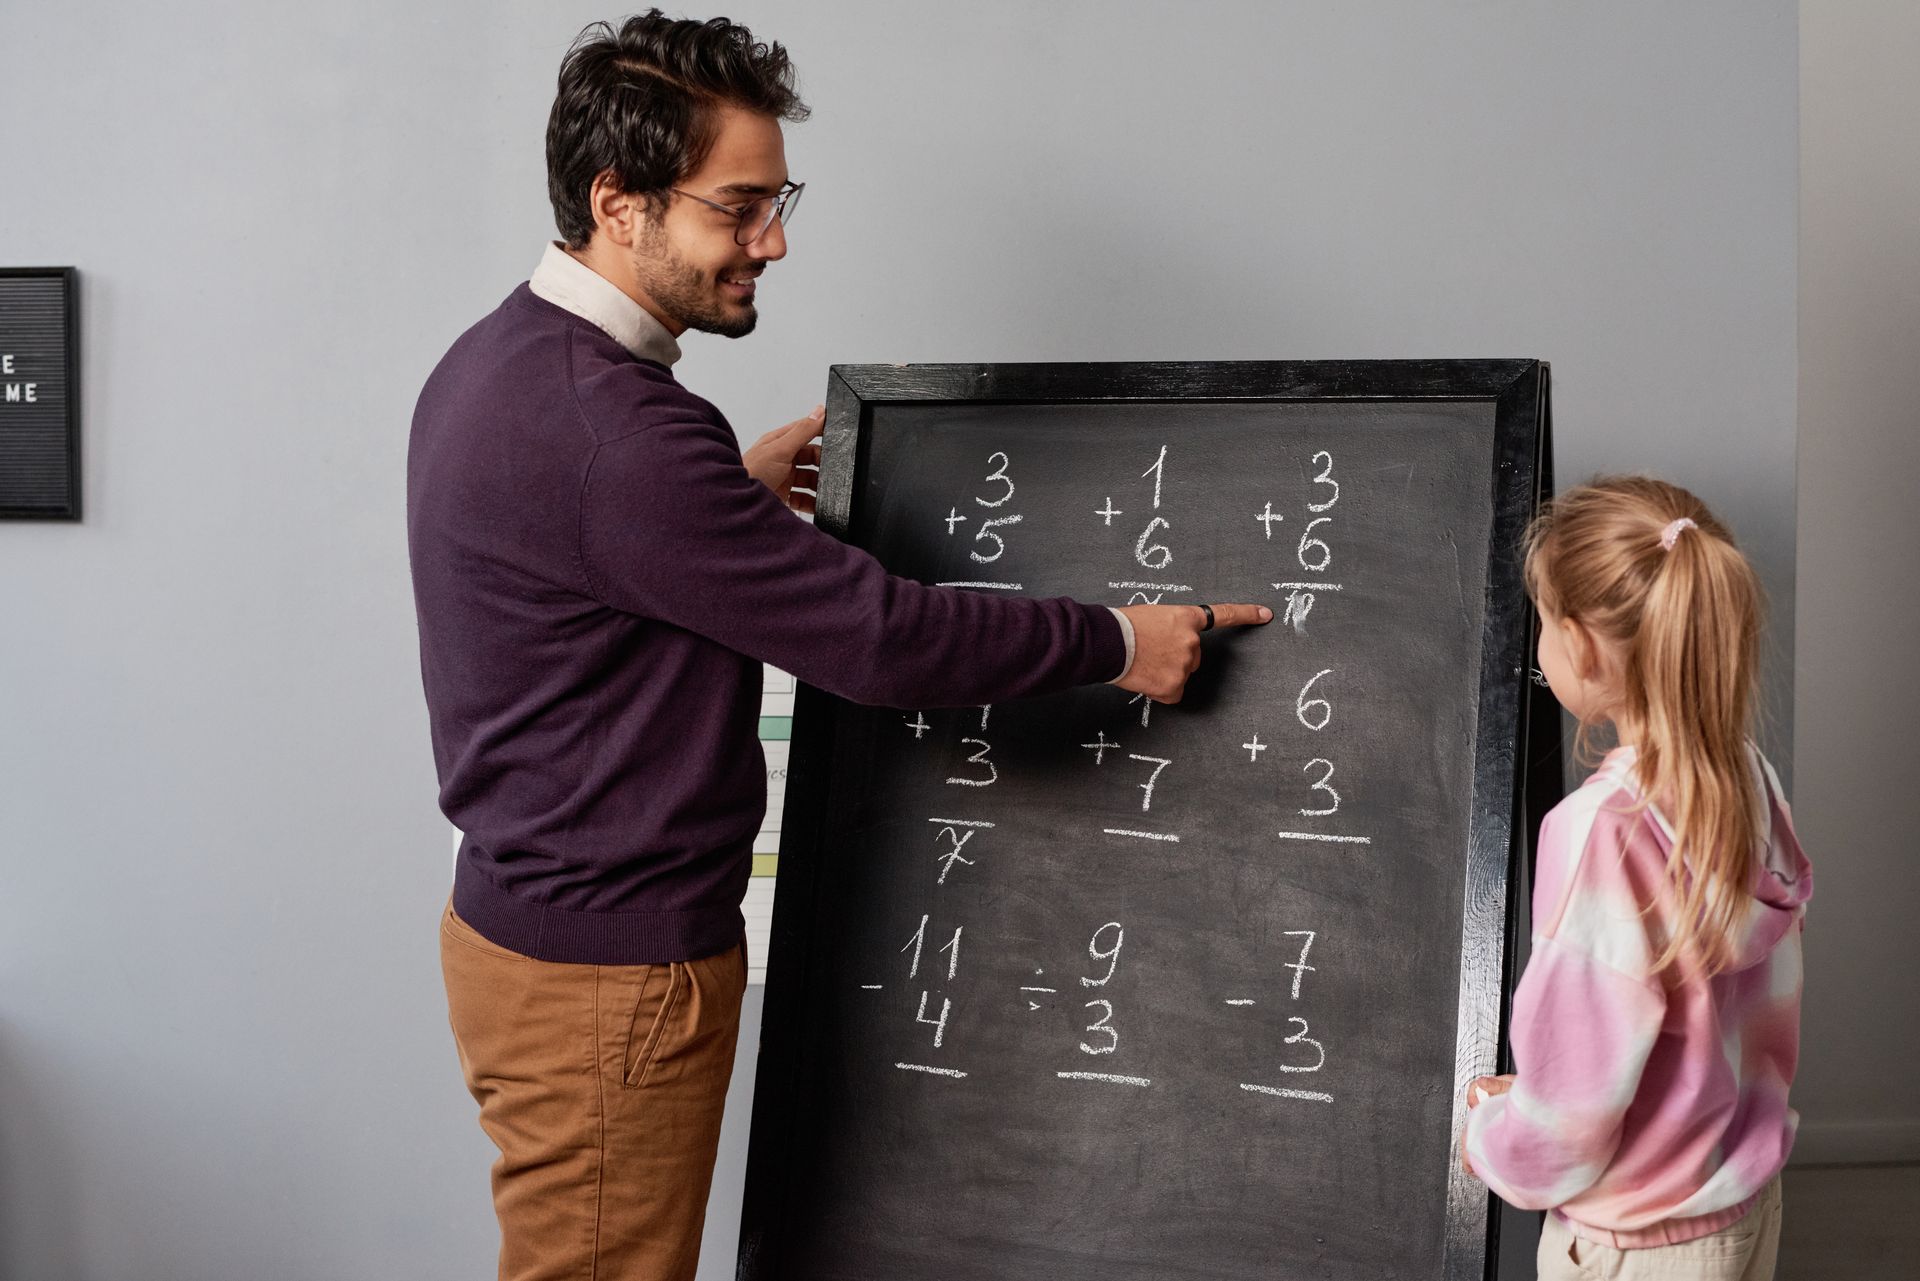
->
xmin=1199 ymin=603 xmax=1215 ymax=632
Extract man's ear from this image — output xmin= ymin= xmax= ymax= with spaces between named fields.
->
xmin=589 ymin=171 xmax=651 ymax=248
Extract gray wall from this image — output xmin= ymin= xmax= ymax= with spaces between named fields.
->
xmin=1792 ymin=0 xmax=1920 ymax=1166
xmin=0 ymin=3 xmax=1800 ymax=1278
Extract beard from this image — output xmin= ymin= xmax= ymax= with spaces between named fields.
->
xmin=632 ymin=223 xmax=758 ymax=339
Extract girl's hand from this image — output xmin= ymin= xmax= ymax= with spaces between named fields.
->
xmin=1466 ymin=1073 xmax=1514 ymax=1108
xmin=1459 ymin=1074 xmax=1514 ymax=1173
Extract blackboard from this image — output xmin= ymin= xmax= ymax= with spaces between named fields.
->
xmin=743 ymin=361 xmax=1549 ymax=1281
xmin=0 ymin=267 xmax=81 ymax=520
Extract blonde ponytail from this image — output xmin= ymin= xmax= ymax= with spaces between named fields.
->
xmin=1524 ymin=477 xmax=1765 ymax=978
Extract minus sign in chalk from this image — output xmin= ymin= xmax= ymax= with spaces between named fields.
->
xmin=859 ymin=985 xmax=884 ymax=990
xmin=937 ymin=581 xmax=1023 ymax=590
xmin=896 ymin=1063 xmax=968 ymax=1078
xmin=1275 ymin=831 xmax=1373 ymax=844
xmin=1224 ymin=999 xmax=1256 ymax=1006
xmin=1240 ymin=1083 xmax=1334 ymax=1103
xmin=1103 ymin=828 xmax=1181 ymax=843
xmin=1057 ymin=1071 xmax=1152 ymax=1086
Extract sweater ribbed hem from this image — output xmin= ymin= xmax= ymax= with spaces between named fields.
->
xmin=1557 ymin=1188 xmax=1761 ymax=1249
xmin=452 ymin=858 xmax=745 ymax=966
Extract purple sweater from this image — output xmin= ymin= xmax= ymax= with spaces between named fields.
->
xmin=408 ymin=285 xmax=1125 ymax=964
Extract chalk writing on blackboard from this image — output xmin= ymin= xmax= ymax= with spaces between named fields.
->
xmin=847 ymin=441 xmax=1375 ymax=1104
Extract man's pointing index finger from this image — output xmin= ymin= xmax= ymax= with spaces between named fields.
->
xmin=1202 ymin=603 xmax=1274 ymax=630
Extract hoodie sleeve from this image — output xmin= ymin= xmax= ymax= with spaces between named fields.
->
xmin=1464 ymin=799 xmax=1668 ymax=1209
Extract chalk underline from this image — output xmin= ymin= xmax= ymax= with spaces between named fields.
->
xmin=1240 ymin=1083 xmax=1333 ymax=1102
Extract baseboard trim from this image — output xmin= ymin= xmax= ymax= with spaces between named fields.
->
xmin=1790 ymin=1118 xmax=1920 ymax=1166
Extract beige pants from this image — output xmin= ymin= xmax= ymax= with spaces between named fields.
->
xmin=1537 ymin=1177 xmax=1782 ymax=1281
xmin=440 ymin=902 xmax=748 ymax=1281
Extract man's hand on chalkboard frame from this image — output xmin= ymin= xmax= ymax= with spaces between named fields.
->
xmin=1113 ymin=602 xmax=1273 ymax=704
xmin=743 ymin=404 xmax=826 ymax=514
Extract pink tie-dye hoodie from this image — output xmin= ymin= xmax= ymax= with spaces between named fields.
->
xmin=1464 ymin=744 xmax=1812 ymax=1247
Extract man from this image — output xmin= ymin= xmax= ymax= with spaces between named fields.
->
xmin=408 ymin=12 xmax=1270 ymax=1280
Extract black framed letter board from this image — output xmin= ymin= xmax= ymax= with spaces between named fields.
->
xmin=743 ymin=360 xmax=1550 ymax=1281
xmin=0 ymin=267 xmax=80 ymax=519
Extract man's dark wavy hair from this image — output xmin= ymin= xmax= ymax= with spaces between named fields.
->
xmin=546 ymin=11 xmax=809 ymax=249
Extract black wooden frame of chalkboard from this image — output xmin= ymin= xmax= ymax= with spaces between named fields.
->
xmin=0 ymin=266 xmax=82 ymax=521
xmin=745 ymin=360 xmax=1553 ymax=1281
xmin=1497 ymin=389 xmax=1563 ymax=1275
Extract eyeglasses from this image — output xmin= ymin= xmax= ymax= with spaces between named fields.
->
xmin=668 ymin=180 xmax=805 ymax=246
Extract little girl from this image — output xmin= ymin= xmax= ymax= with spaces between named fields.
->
xmin=1462 ymin=477 xmax=1812 ymax=1280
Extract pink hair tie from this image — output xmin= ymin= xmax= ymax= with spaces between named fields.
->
xmin=1659 ymin=517 xmax=1697 ymax=551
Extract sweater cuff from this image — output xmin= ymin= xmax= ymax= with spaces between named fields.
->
xmin=1106 ymin=608 xmax=1136 ymax=684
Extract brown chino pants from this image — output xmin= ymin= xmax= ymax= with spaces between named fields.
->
xmin=440 ymin=902 xmax=747 ymax=1281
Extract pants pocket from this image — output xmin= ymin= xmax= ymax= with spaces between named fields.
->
xmin=1565 ymin=1231 xmax=1600 ymax=1277
xmin=440 ymin=902 xmax=527 ymax=963
xmin=623 ymin=961 xmax=686 ymax=1089
xmin=1537 ymin=1214 xmax=1600 ymax=1281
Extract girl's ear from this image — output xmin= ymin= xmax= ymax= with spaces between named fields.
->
xmin=1561 ymin=615 xmax=1601 ymax=682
